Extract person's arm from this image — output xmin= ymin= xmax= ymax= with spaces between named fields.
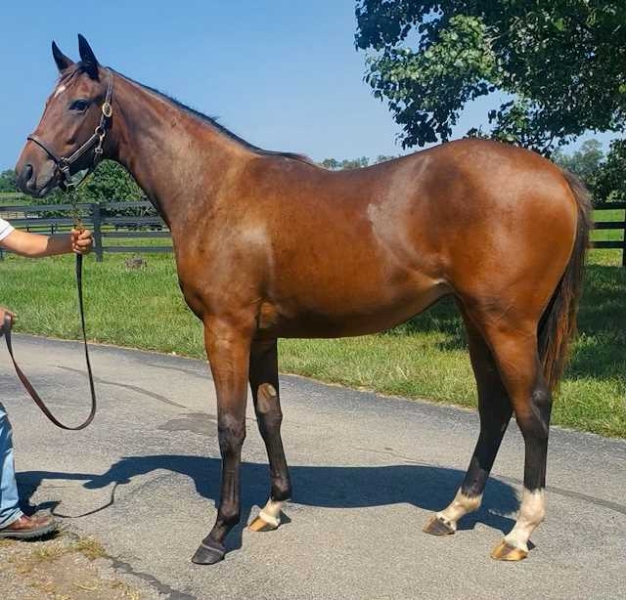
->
xmin=0 ymin=229 xmax=93 ymax=258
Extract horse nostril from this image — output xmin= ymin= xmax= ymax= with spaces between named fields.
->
xmin=17 ymin=164 xmax=35 ymax=193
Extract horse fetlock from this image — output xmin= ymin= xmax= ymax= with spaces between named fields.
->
xmin=497 ymin=488 xmax=546 ymax=560
xmin=443 ymin=490 xmax=482 ymax=522
xmin=271 ymin=478 xmax=292 ymax=501
xmin=248 ymin=498 xmax=285 ymax=532
xmin=218 ymin=505 xmax=241 ymax=528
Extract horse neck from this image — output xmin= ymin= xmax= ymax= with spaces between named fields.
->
xmin=107 ymin=72 xmax=252 ymax=228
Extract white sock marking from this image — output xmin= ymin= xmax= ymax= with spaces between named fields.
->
xmin=258 ymin=498 xmax=284 ymax=528
xmin=437 ymin=490 xmax=482 ymax=530
xmin=504 ymin=488 xmax=546 ymax=552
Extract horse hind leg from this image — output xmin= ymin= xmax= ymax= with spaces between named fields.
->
xmin=247 ymin=339 xmax=292 ymax=532
xmin=424 ymin=307 xmax=513 ymax=536
xmin=472 ymin=311 xmax=551 ymax=561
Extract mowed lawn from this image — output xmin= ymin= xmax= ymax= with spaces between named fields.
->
xmin=0 ymin=208 xmax=624 ymax=437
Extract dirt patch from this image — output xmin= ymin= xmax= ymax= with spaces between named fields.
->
xmin=0 ymin=531 xmax=163 ymax=600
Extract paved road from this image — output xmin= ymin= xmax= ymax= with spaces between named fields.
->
xmin=1 ymin=335 xmax=624 ymax=600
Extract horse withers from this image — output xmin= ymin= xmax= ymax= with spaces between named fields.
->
xmin=15 ymin=35 xmax=591 ymax=564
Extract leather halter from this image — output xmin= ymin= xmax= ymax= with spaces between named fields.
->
xmin=27 ymin=69 xmax=114 ymax=191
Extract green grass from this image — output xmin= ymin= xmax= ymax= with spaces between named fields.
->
xmin=1 ymin=211 xmax=624 ymax=438
xmin=0 ymin=193 xmax=28 ymax=206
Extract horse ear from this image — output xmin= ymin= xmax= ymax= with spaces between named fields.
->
xmin=77 ymin=34 xmax=99 ymax=79
xmin=52 ymin=41 xmax=74 ymax=73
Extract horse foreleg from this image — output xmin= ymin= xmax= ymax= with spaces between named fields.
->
xmin=247 ymin=339 xmax=292 ymax=532
xmin=191 ymin=317 xmax=253 ymax=565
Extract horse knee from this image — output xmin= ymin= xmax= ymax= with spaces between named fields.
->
xmin=218 ymin=416 xmax=246 ymax=455
xmin=271 ymin=478 xmax=292 ymax=501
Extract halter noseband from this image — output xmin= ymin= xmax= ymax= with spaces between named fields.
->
xmin=27 ymin=69 xmax=114 ymax=191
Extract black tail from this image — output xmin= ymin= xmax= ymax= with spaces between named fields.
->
xmin=538 ymin=170 xmax=593 ymax=392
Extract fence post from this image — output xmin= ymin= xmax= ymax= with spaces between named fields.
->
xmin=92 ymin=203 xmax=104 ymax=262
xmin=622 ymin=208 xmax=626 ymax=268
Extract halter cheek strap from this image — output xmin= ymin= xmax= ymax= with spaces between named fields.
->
xmin=27 ymin=69 xmax=114 ymax=190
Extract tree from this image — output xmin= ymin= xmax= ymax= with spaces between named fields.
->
xmin=74 ymin=160 xmax=144 ymax=204
xmin=355 ymin=1 xmax=626 ymax=154
xmin=0 ymin=170 xmax=17 ymax=193
xmin=320 ymin=158 xmax=341 ymax=170
xmin=320 ymin=157 xmax=370 ymax=170
xmin=593 ymin=139 xmax=626 ymax=204
xmin=552 ymin=139 xmax=604 ymax=189
xmin=552 ymin=138 xmax=626 ymax=204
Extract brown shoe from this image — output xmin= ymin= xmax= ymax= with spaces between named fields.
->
xmin=0 ymin=512 xmax=57 ymax=540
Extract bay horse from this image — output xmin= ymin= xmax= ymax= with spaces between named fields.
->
xmin=16 ymin=36 xmax=591 ymax=565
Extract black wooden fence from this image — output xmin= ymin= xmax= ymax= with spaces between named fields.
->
xmin=593 ymin=202 xmax=626 ymax=267
xmin=1 ymin=200 xmax=625 ymax=266
xmin=0 ymin=201 xmax=170 ymax=262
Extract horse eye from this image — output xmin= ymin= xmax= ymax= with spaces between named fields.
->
xmin=69 ymin=99 xmax=90 ymax=111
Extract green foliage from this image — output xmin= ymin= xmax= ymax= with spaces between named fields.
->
xmin=552 ymin=140 xmax=604 ymax=185
xmin=594 ymin=139 xmax=626 ymax=204
xmin=75 ymin=160 xmax=144 ymax=204
xmin=0 ymin=170 xmax=17 ymax=193
xmin=552 ymin=139 xmax=605 ymax=198
xmin=356 ymin=1 xmax=626 ymax=153
xmin=553 ymin=138 xmax=626 ymax=204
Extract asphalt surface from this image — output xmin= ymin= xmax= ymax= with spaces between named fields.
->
xmin=1 ymin=335 xmax=624 ymax=600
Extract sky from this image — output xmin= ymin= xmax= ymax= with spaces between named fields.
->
xmin=0 ymin=0 xmax=615 ymax=170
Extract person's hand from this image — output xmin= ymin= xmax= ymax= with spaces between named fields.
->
xmin=70 ymin=229 xmax=94 ymax=255
xmin=0 ymin=306 xmax=15 ymax=331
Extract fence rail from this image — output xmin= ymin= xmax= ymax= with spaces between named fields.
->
xmin=0 ymin=201 xmax=171 ymax=261
xmin=592 ymin=202 xmax=626 ymax=266
xmin=1 ymin=200 xmax=625 ymax=265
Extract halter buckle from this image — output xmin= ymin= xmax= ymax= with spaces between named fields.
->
xmin=102 ymin=102 xmax=113 ymax=118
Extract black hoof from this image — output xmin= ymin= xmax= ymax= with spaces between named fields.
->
xmin=191 ymin=540 xmax=225 ymax=565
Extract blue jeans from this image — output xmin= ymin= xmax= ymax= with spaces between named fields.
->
xmin=0 ymin=402 xmax=23 ymax=528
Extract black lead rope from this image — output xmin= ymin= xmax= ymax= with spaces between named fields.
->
xmin=1 ymin=254 xmax=97 ymax=431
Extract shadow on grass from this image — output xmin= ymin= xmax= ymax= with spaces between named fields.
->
xmin=385 ymin=296 xmax=468 ymax=351
xmin=18 ymin=456 xmax=517 ymax=554
xmin=568 ymin=265 xmax=626 ymax=381
xmin=384 ymin=265 xmax=626 ymax=382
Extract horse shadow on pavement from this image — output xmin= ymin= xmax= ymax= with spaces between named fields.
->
xmin=18 ymin=456 xmax=518 ymax=552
